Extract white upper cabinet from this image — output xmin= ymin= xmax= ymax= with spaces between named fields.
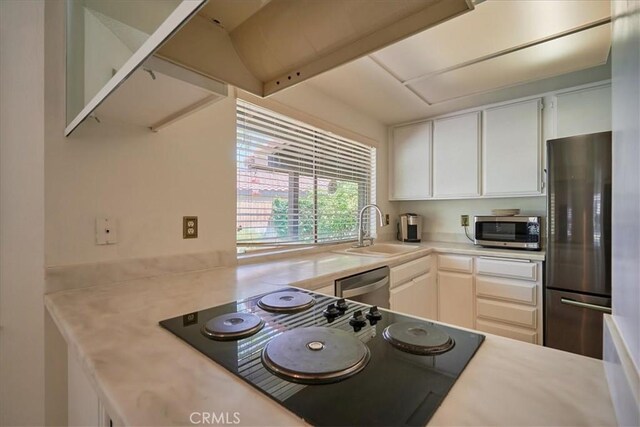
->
xmin=65 ymin=0 xmax=205 ymax=135
xmin=555 ymin=84 xmax=611 ymax=138
xmin=482 ymin=99 xmax=542 ymax=196
xmin=390 ymin=122 xmax=432 ymax=200
xmin=433 ymin=112 xmax=481 ymax=198
xmin=388 ymin=82 xmax=608 ymax=201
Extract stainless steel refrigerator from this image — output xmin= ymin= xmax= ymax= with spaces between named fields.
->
xmin=545 ymin=131 xmax=612 ymax=359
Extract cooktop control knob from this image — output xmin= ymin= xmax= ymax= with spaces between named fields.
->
xmin=366 ymin=306 xmax=382 ymax=325
xmin=349 ymin=310 xmax=367 ymax=331
xmin=336 ymin=298 xmax=349 ymax=311
xmin=323 ymin=303 xmax=341 ymax=321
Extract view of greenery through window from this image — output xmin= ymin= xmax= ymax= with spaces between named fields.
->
xmin=236 ymin=178 xmax=362 ymax=245
xmin=271 ymin=181 xmax=359 ymax=242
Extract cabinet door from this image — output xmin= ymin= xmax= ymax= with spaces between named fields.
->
xmin=483 ymin=99 xmax=542 ymax=196
xmin=68 ymin=349 xmax=101 ymax=426
xmin=390 ymin=271 xmax=437 ymax=319
xmin=433 ymin=112 xmax=480 ymax=197
xmin=65 ymin=1 xmax=205 ymax=135
xmin=418 ymin=270 xmax=438 ymax=319
xmin=555 ymin=84 xmax=611 ymax=138
xmin=438 ymin=271 xmax=474 ymax=328
xmin=390 ymin=122 xmax=432 ymax=200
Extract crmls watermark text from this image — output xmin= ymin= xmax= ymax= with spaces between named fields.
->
xmin=190 ymin=412 xmax=241 ymax=425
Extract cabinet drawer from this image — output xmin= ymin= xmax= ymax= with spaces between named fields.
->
xmin=476 ymin=276 xmax=536 ymax=305
xmin=315 ymin=284 xmax=335 ymax=296
xmin=477 ymin=298 xmax=537 ymax=328
xmin=476 ymin=319 xmax=538 ymax=344
xmin=438 ymin=254 xmax=473 ymax=273
xmin=390 ymin=256 xmax=432 ymax=288
xmin=476 ymin=257 xmax=537 ymax=281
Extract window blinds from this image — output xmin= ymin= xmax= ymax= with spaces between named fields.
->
xmin=237 ymin=100 xmax=376 ymax=246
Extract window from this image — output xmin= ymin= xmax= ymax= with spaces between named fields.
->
xmin=237 ymin=100 xmax=376 ymax=251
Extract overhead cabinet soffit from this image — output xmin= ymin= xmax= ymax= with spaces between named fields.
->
xmin=156 ymin=0 xmax=475 ymax=97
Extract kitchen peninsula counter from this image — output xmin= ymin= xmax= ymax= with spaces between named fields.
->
xmin=45 ymin=243 xmax=616 ymax=426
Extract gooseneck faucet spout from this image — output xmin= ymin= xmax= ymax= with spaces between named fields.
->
xmin=355 ymin=204 xmax=385 ymax=247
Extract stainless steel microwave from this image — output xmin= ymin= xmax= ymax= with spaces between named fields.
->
xmin=474 ymin=216 xmax=542 ymax=250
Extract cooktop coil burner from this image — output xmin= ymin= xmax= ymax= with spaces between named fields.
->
xmin=261 ymin=327 xmax=370 ymax=384
xmin=201 ymin=312 xmax=264 ymax=341
xmin=383 ymin=321 xmax=455 ymax=355
xmin=257 ymin=290 xmax=315 ymax=313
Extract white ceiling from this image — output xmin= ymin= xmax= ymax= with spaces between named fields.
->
xmin=303 ymin=0 xmax=612 ymax=125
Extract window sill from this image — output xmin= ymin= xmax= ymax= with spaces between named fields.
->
xmin=237 ymin=241 xmax=357 ymax=265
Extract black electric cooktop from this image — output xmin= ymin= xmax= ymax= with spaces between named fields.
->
xmin=160 ymin=289 xmax=484 ymax=426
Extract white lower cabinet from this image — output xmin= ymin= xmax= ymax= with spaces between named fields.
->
xmin=437 ymin=270 xmax=474 ymax=328
xmin=474 ymin=257 xmax=543 ymax=344
xmin=381 ymin=252 xmax=542 ymax=344
xmin=390 ymin=270 xmax=437 ymax=319
xmin=68 ymin=348 xmax=112 ymax=427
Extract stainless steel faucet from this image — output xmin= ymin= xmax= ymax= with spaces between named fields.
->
xmin=355 ymin=204 xmax=385 ymax=247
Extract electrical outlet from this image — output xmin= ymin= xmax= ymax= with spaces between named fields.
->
xmin=460 ymin=215 xmax=469 ymax=227
xmin=183 ymin=216 xmax=198 ymax=239
xmin=385 ymin=214 xmax=390 ymax=225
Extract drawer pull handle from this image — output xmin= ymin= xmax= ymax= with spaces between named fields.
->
xmin=478 ymin=256 xmax=531 ymax=263
xmin=560 ymin=298 xmax=612 ymax=314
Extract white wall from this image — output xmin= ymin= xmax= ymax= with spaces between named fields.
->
xmin=0 ymin=1 xmax=46 ymax=425
xmin=397 ymin=197 xmax=545 ymax=242
xmin=46 ymin=99 xmax=238 ymax=266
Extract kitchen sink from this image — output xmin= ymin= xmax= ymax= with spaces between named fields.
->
xmin=334 ymin=243 xmax=421 ymax=258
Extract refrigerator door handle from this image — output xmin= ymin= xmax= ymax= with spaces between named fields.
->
xmin=560 ymin=298 xmax=612 ymax=314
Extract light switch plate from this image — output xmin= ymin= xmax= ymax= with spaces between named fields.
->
xmin=96 ymin=217 xmax=117 ymax=245
xmin=183 ymin=216 xmax=198 ymax=239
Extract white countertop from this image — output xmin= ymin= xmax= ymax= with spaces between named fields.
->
xmin=45 ymin=243 xmax=617 ymax=426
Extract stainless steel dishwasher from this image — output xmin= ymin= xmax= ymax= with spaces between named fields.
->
xmin=335 ymin=266 xmax=390 ymax=308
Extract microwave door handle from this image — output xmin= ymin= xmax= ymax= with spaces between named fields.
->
xmin=341 ymin=277 xmax=389 ymax=299
xmin=560 ymin=298 xmax=612 ymax=314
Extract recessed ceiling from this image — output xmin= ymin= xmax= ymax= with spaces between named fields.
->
xmin=410 ymin=23 xmax=611 ymax=104
xmin=304 ymin=0 xmax=612 ymax=125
